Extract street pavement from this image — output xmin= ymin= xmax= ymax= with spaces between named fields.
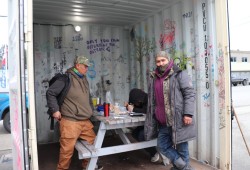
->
xmin=232 ymin=85 xmax=250 ymax=170
xmin=0 ymin=120 xmax=12 ymax=170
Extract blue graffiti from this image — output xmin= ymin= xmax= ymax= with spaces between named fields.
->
xmin=87 ymin=60 xmax=96 ymax=79
xmin=0 ymin=70 xmax=6 ymax=88
xmin=202 ymin=93 xmax=210 ymax=100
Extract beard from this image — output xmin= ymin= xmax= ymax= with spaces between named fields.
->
xmin=157 ymin=64 xmax=168 ymax=74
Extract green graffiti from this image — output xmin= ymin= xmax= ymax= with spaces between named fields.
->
xmin=134 ymin=36 xmax=156 ymax=89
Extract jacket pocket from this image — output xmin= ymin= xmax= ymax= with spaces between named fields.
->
xmin=59 ymin=118 xmax=77 ymax=139
xmin=175 ymin=108 xmax=184 ymax=129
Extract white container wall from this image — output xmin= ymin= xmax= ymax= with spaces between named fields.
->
xmin=33 ymin=0 xmax=230 ymax=169
xmin=127 ymin=0 xmax=230 ymax=168
xmin=34 ymin=24 xmax=130 ymax=143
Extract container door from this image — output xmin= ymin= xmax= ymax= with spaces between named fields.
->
xmin=8 ymin=0 xmax=38 ymax=169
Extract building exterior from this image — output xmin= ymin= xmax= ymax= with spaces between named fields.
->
xmin=231 ymin=50 xmax=250 ymax=85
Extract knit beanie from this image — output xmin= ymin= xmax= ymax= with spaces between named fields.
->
xmin=155 ymin=51 xmax=170 ymax=60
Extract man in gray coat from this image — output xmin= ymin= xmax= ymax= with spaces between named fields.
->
xmin=144 ymin=51 xmax=196 ymax=170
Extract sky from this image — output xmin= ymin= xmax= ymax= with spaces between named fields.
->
xmin=0 ymin=0 xmax=249 ymax=51
xmin=0 ymin=0 xmax=8 ymax=45
xmin=228 ymin=0 xmax=250 ymax=51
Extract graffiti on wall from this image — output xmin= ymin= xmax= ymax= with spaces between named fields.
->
xmin=54 ymin=37 xmax=62 ymax=49
xmin=0 ymin=70 xmax=7 ymax=88
xmin=11 ymin=89 xmax=22 ymax=170
xmin=202 ymin=3 xmax=210 ymax=90
xmin=159 ymin=19 xmax=176 ymax=52
xmin=182 ymin=11 xmax=193 ymax=19
xmin=86 ymin=38 xmax=120 ymax=54
xmin=0 ymin=44 xmax=7 ymax=69
xmin=72 ymin=33 xmax=83 ymax=42
xmin=0 ymin=45 xmax=8 ymax=91
xmin=218 ymin=45 xmax=226 ymax=129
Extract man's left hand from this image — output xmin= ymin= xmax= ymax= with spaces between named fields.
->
xmin=183 ymin=116 xmax=192 ymax=125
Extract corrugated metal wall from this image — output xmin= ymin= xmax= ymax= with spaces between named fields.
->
xmin=34 ymin=0 xmax=229 ymax=168
xmin=34 ymin=24 xmax=130 ymax=143
xmin=127 ymin=0 xmax=226 ymax=168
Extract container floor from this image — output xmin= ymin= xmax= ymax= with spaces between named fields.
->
xmin=38 ymin=134 xmax=216 ymax=170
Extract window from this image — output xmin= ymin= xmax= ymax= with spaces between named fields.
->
xmin=231 ymin=57 xmax=236 ymax=62
xmin=242 ymin=57 xmax=248 ymax=62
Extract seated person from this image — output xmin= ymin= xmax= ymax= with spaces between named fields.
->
xmin=125 ymin=88 xmax=160 ymax=162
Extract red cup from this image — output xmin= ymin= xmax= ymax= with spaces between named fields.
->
xmin=104 ymin=103 xmax=110 ymax=117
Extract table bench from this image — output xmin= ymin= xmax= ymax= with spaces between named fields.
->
xmin=75 ymin=114 xmax=157 ymax=170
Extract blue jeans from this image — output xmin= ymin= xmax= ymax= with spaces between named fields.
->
xmin=157 ymin=125 xmax=189 ymax=164
xmin=132 ymin=126 xmax=157 ymax=157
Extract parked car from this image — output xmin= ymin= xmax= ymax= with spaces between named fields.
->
xmin=231 ymin=77 xmax=248 ymax=86
xmin=0 ymin=93 xmax=29 ymax=133
xmin=0 ymin=93 xmax=11 ymax=132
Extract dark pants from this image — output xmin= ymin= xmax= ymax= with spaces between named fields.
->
xmin=132 ymin=126 xmax=157 ymax=157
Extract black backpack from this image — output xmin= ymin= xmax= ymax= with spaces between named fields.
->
xmin=47 ymin=73 xmax=70 ymax=130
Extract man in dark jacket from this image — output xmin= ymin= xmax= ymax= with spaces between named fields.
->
xmin=46 ymin=56 xmax=103 ymax=170
xmin=144 ymin=51 xmax=196 ymax=170
xmin=125 ymin=88 xmax=160 ymax=162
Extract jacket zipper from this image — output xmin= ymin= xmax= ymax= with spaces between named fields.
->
xmin=173 ymin=74 xmax=177 ymax=148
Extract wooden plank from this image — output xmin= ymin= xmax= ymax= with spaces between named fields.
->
xmin=115 ymin=129 xmax=131 ymax=144
xmin=79 ymin=140 xmax=97 ymax=153
xmin=93 ymin=139 xmax=157 ymax=157
xmin=131 ymin=116 xmax=140 ymax=122
xmin=75 ymin=141 xmax=91 ymax=159
xmin=138 ymin=115 xmax=146 ymax=121
xmin=124 ymin=117 xmax=132 ymax=123
xmin=102 ymin=122 xmax=145 ymax=130
xmin=76 ymin=138 xmax=157 ymax=159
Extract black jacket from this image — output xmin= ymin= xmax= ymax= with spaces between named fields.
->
xmin=128 ymin=88 xmax=148 ymax=114
xmin=46 ymin=73 xmax=71 ymax=115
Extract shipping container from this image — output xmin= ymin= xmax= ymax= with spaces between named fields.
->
xmin=8 ymin=0 xmax=231 ymax=169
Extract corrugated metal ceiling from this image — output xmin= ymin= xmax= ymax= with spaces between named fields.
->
xmin=33 ymin=0 xmax=175 ymax=26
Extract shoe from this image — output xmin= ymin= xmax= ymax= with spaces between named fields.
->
xmin=83 ymin=164 xmax=103 ymax=170
xmin=159 ymin=152 xmax=170 ymax=166
xmin=184 ymin=164 xmax=195 ymax=170
xmin=151 ymin=152 xmax=160 ymax=162
xmin=170 ymin=164 xmax=195 ymax=170
xmin=96 ymin=165 xmax=103 ymax=170
xmin=170 ymin=167 xmax=179 ymax=170
xmin=174 ymin=157 xmax=186 ymax=169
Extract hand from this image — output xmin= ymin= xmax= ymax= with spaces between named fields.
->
xmin=53 ymin=111 xmax=62 ymax=121
xmin=127 ymin=104 xmax=134 ymax=112
xmin=183 ymin=116 xmax=192 ymax=125
xmin=124 ymin=102 xmax=128 ymax=107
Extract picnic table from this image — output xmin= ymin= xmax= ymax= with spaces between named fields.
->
xmin=75 ymin=113 xmax=157 ymax=170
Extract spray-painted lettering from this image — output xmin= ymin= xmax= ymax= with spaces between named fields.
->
xmin=202 ymin=3 xmax=209 ymax=89
xmin=72 ymin=34 xmax=83 ymax=41
xmin=54 ymin=37 xmax=62 ymax=49
xmin=183 ymin=11 xmax=193 ymax=18
xmin=86 ymin=38 xmax=119 ymax=54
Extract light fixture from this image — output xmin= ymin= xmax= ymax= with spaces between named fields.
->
xmin=75 ymin=25 xmax=81 ymax=32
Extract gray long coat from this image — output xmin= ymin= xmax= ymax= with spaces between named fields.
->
xmin=144 ymin=64 xmax=196 ymax=145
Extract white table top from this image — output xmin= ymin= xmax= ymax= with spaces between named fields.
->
xmin=94 ymin=113 xmax=146 ymax=125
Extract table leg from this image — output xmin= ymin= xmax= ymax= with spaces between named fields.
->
xmin=94 ymin=122 xmax=106 ymax=148
xmin=86 ymin=122 xmax=106 ymax=170
xmin=115 ymin=129 xmax=131 ymax=144
xmin=86 ymin=157 xmax=98 ymax=170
